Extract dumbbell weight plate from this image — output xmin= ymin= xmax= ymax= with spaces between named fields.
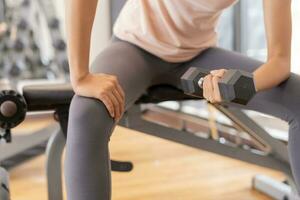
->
xmin=218 ymin=69 xmax=256 ymax=105
xmin=181 ymin=67 xmax=208 ymax=98
xmin=0 ymin=90 xmax=27 ymax=129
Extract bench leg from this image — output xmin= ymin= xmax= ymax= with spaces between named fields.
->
xmin=46 ymin=129 xmax=66 ymax=200
xmin=0 ymin=167 xmax=10 ymax=200
xmin=253 ymin=175 xmax=300 ymax=200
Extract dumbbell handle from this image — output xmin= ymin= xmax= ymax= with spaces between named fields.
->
xmin=195 ymin=69 xmax=242 ymax=93
xmin=197 ymin=77 xmax=205 ymax=89
xmin=190 ymin=69 xmax=234 ymax=96
xmin=187 ymin=69 xmax=243 ymax=87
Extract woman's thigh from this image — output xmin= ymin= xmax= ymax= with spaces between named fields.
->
xmin=90 ymin=39 xmax=174 ymax=110
xmin=66 ymin=39 xmax=175 ymax=200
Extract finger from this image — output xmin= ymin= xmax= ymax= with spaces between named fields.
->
xmin=113 ymin=82 xmax=125 ymax=114
xmin=115 ymin=83 xmax=125 ymax=101
xmin=115 ymin=84 xmax=125 ymax=114
xmin=212 ymin=76 xmax=222 ymax=103
xmin=112 ymin=89 xmax=124 ymax=119
xmin=107 ymin=91 xmax=121 ymax=120
xmin=211 ymin=69 xmax=227 ymax=78
xmin=203 ymin=75 xmax=213 ymax=102
xmin=208 ymin=75 xmax=216 ymax=103
xmin=207 ymin=75 xmax=214 ymax=102
xmin=210 ymin=70 xmax=219 ymax=75
xmin=111 ymin=79 xmax=125 ymax=119
xmin=100 ymin=94 xmax=115 ymax=118
xmin=109 ymin=76 xmax=125 ymax=100
xmin=202 ymin=76 xmax=208 ymax=100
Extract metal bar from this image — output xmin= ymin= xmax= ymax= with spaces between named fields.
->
xmin=143 ymin=104 xmax=267 ymax=151
xmin=0 ymin=167 xmax=10 ymax=200
xmin=253 ymin=175 xmax=300 ymax=200
xmin=123 ymin=105 xmax=291 ymax=176
xmin=233 ymin=1 xmax=248 ymax=53
xmin=0 ymin=123 xmax=59 ymax=162
xmin=142 ymin=106 xmax=263 ymax=150
xmin=215 ymin=105 xmax=290 ymax=164
xmin=233 ymin=1 xmax=242 ymax=52
xmin=207 ymin=104 xmax=219 ymax=140
xmin=46 ymin=128 xmax=66 ymax=200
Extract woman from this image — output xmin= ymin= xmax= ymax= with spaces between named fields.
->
xmin=65 ymin=0 xmax=295 ymax=199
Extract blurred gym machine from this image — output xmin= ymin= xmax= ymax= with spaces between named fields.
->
xmin=0 ymin=0 xmax=69 ymax=174
xmin=0 ymin=0 xmax=69 ymax=81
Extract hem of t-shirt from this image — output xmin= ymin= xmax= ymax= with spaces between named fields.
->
xmin=114 ymin=31 xmax=217 ymax=63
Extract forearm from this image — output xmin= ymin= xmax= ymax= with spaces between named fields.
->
xmin=254 ymin=0 xmax=292 ymax=92
xmin=253 ymin=57 xmax=290 ymax=91
xmin=65 ymin=0 xmax=98 ymax=85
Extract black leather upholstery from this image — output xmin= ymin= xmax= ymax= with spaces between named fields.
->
xmin=22 ymin=83 xmax=200 ymax=112
xmin=23 ymin=83 xmax=74 ymax=111
xmin=136 ymin=85 xmax=199 ymax=104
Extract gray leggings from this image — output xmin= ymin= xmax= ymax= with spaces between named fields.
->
xmin=65 ymin=38 xmax=300 ymax=200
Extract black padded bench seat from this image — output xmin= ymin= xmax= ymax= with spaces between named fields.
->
xmin=23 ymin=84 xmax=74 ymax=111
xmin=22 ymin=83 xmax=200 ymax=111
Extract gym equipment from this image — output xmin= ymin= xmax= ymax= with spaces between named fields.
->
xmin=0 ymin=0 xmax=71 ymax=172
xmin=181 ymin=67 xmax=256 ymax=105
xmin=0 ymin=90 xmax=27 ymax=141
xmin=0 ymin=0 xmax=69 ymax=81
xmin=253 ymin=175 xmax=300 ymax=200
xmin=0 ymin=168 xmax=9 ymax=200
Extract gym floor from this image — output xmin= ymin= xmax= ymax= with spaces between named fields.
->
xmin=9 ymin=116 xmax=284 ymax=200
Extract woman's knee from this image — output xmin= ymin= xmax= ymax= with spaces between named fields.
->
xmin=68 ymin=95 xmax=114 ymax=141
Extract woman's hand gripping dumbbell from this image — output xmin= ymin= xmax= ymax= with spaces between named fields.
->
xmin=181 ymin=67 xmax=257 ymax=105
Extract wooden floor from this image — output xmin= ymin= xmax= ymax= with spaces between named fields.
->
xmin=8 ymin=118 xmax=285 ymax=200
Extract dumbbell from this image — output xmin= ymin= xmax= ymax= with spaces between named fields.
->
xmin=49 ymin=18 xmax=60 ymax=30
xmin=181 ymin=67 xmax=256 ymax=105
xmin=13 ymin=39 xmax=25 ymax=52
xmin=8 ymin=63 xmax=22 ymax=77
xmin=17 ymin=19 xmax=28 ymax=31
xmin=53 ymin=39 xmax=66 ymax=51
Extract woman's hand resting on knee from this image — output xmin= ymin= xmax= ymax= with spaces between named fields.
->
xmin=65 ymin=0 xmax=126 ymax=121
xmin=72 ymin=73 xmax=125 ymax=121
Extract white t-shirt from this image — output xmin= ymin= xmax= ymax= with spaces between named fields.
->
xmin=114 ymin=0 xmax=238 ymax=62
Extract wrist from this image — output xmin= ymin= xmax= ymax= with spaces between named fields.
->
xmin=71 ymin=72 xmax=90 ymax=88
